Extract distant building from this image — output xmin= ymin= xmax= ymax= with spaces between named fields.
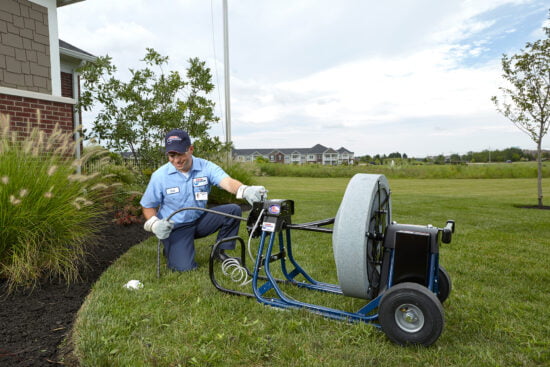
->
xmin=233 ymin=144 xmax=354 ymax=165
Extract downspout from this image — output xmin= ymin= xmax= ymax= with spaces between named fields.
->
xmin=73 ymin=61 xmax=84 ymax=174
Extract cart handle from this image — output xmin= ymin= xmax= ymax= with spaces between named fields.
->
xmin=440 ymin=220 xmax=455 ymax=244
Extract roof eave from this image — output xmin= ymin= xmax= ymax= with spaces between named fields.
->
xmin=59 ymin=46 xmax=96 ymax=63
xmin=57 ymin=0 xmax=86 ymax=7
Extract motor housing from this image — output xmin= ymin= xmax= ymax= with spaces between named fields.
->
xmin=247 ymin=199 xmax=294 ymax=236
xmin=378 ymin=223 xmax=440 ymax=294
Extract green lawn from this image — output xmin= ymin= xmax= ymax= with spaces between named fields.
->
xmin=71 ymin=177 xmax=550 ymax=366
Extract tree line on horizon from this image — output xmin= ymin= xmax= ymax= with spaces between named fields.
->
xmin=356 ymin=146 xmax=550 ymax=164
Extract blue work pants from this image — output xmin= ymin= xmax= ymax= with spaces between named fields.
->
xmin=161 ymin=204 xmax=242 ymax=271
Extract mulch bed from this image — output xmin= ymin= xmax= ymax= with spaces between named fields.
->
xmin=516 ymin=205 xmax=550 ymax=210
xmin=0 ymin=221 xmax=151 ymax=367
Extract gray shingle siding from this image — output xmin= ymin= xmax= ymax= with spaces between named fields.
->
xmin=0 ymin=0 xmax=51 ymax=94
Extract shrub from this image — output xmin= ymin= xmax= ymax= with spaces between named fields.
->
xmin=209 ymin=162 xmax=257 ymax=205
xmin=81 ymin=146 xmax=146 ymax=225
xmin=0 ymin=114 xmax=114 ymax=291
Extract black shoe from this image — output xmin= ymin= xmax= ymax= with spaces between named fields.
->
xmin=213 ymin=248 xmax=241 ymax=264
xmin=214 ymin=248 xmax=230 ymax=262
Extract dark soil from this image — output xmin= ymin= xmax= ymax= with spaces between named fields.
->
xmin=516 ymin=205 xmax=550 ymax=210
xmin=0 ymin=221 xmax=151 ymax=367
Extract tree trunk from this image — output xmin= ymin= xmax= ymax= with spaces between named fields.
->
xmin=129 ymin=143 xmax=138 ymax=167
xmin=537 ymin=139 xmax=543 ymax=208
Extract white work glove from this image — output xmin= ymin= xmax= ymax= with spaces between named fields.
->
xmin=236 ymin=185 xmax=267 ymax=205
xmin=143 ymin=216 xmax=174 ymax=240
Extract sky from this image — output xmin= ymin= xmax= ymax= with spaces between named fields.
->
xmin=58 ymin=0 xmax=549 ymax=158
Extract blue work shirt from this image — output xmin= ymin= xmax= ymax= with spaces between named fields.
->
xmin=140 ymin=156 xmax=229 ymax=224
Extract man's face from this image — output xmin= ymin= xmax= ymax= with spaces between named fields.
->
xmin=167 ymin=146 xmax=194 ymax=172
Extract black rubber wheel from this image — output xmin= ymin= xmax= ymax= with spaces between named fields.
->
xmin=379 ymin=282 xmax=444 ymax=346
xmin=437 ymin=266 xmax=452 ymax=304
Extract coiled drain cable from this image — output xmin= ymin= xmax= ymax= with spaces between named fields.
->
xmin=157 ymin=207 xmax=264 ymax=280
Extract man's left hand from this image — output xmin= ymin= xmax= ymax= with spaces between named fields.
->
xmin=237 ymin=185 xmax=267 ymax=205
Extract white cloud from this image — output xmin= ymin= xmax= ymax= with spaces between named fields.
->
xmin=234 ymin=46 xmax=501 ymax=125
xmin=57 ymin=0 xmax=549 ymax=156
xmin=88 ymin=22 xmax=156 ymax=51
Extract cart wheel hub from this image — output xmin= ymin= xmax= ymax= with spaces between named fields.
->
xmin=395 ymin=304 xmax=424 ymax=333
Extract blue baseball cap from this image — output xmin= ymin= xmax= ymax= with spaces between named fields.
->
xmin=165 ymin=129 xmax=191 ymax=153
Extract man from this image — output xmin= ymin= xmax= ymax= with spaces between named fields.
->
xmin=140 ymin=129 xmax=266 ymax=271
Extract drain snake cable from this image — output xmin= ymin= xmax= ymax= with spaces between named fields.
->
xmin=157 ymin=207 xmax=265 ymax=284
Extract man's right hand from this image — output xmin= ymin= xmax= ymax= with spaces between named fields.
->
xmin=144 ymin=216 xmax=174 ymax=240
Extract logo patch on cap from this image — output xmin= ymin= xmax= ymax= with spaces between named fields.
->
xmin=166 ymin=136 xmax=182 ymax=144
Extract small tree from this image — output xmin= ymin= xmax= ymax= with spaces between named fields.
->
xmin=492 ymin=13 xmax=550 ymax=207
xmin=77 ymin=48 xmax=229 ymax=167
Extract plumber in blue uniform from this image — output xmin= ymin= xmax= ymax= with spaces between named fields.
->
xmin=140 ymin=129 xmax=265 ymax=271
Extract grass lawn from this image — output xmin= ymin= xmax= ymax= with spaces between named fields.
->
xmin=72 ymin=177 xmax=550 ymax=366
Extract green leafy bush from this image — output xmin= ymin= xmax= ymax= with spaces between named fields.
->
xmin=0 ymin=114 xmax=114 ymax=291
xmin=81 ymin=147 xmax=146 ymax=225
xmin=209 ymin=162 xmax=257 ymax=205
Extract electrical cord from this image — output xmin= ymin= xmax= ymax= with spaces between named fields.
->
xmin=247 ymin=208 xmax=265 ymax=263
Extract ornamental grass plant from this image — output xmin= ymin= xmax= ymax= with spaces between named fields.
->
xmin=0 ymin=113 xmax=115 ymax=292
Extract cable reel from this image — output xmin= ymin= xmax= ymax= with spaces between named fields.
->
xmin=332 ymin=174 xmax=391 ymax=299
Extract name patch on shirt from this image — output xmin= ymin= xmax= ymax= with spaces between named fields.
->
xmin=166 ymin=187 xmax=180 ymax=195
xmin=193 ymin=177 xmax=209 ymax=187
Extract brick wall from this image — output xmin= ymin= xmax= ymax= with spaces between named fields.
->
xmin=0 ymin=0 xmax=52 ymax=94
xmin=0 ymin=93 xmax=73 ymax=135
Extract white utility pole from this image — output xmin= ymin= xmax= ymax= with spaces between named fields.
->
xmin=223 ymin=0 xmax=231 ymax=149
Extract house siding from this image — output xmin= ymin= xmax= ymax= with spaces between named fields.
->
xmin=0 ymin=0 xmax=52 ymax=94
